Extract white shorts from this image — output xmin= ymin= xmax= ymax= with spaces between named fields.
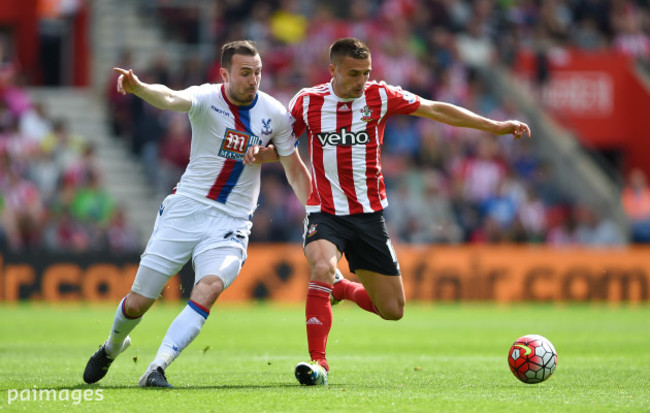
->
xmin=136 ymin=194 xmax=251 ymax=296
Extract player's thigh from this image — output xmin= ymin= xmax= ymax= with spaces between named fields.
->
xmin=355 ymin=269 xmax=405 ymax=320
xmin=192 ymin=213 xmax=251 ymax=289
xmin=131 ymin=265 xmax=172 ymax=302
xmin=304 ymin=239 xmax=341 ymax=268
xmin=343 ymin=211 xmax=400 ymax=276
xmin=140 ymin=195 xmax=204 ymax=276
xmin=303 ymin=213 xmax=345 ymax=282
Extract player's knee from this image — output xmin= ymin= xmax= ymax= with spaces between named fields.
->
xmin=381 ymin=309 xmax=403 ymax=321
xmin=124 ymin=293 xmax=154 ymax=317
xmin=191 ymin=276 xmax=224 ymax=307
xmin=379 ymin=301 xmax=404 ymax=321
xmin=310 ymin=261 xmax=336 ymax=284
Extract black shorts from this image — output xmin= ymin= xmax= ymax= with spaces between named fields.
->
xmin=303 ymin=211 xmax=400 ymax=276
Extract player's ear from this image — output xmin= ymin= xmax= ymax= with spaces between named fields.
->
xmin=220 ymin=67 xmax=230 ymax=84
xmin=329 ymin=63 xmax=336 ymax=78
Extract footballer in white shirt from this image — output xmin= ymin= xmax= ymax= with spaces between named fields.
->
xmin=83 ymin=40 xmax=311 ymax=388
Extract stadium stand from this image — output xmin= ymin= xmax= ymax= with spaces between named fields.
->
xmin=2 ymin=0 xmax=650 ymax=253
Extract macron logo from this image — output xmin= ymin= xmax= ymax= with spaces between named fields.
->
xmin=306 ymin=317 xmax=323 ymax=325
xmin=211 ymin=105 xmax=231 ymax=117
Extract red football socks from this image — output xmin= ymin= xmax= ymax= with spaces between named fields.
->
xmin=333 ymin=278 xmax=380 ymax=315
xmin=305 ymin=281 xmax=332 ymax=370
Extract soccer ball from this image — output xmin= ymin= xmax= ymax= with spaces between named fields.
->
xmin=508 ymin=334 xmax=557 ymax=384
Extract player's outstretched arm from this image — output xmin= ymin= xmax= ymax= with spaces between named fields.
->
xmin=113 ymin=67 xmax=192 ymax=113
xmin=279 ymin=150 xmax=312 ymax=206
xmin=413 ymin=99 xmax=531 ymax=140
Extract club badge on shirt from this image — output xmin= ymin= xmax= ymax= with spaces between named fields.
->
xmin=261 ymin=118 xmax=273 ymax=135
xmin=360 ymin=105 xmax=374 ymax=122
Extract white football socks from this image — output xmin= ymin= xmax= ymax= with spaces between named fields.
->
xmin=148 ymin=301 xmax=208 ymax=371
xmin=105 ymin=296 xmax=142 ymax=357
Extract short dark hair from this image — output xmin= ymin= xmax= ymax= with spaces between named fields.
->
xmin=329 ymin=38 xmax=371 ymax=64
xmin=221 ymin=40 xmax=259 ymax=70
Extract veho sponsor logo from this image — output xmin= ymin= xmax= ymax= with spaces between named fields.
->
xmin=316 ymin=128 xmax=370 ymax=146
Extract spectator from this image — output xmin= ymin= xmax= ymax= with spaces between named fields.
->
xmin=43 ymin=207 xmax=90 ymax=252
xmin=573 ymin=204 xmax=625 ymax=246
xmin=518 ymin=185 xmax=548 ymax=243
xmin=546 ymin=205 xmax=578 ymax=246
xmin=19 ymin=102 xmax=52 ymax=143
xmin=158 ymin=112 xmax=191 ymax=197
xmin=0 ymin=164 xmax=44 ymax=251
xmin=612 ymin=3 xmax=650 ymax=62
xmin=621 ymin=168 xmax=650 ymax=243
xmin=455 ymin=17 xmax=496 ymax=67
xmin=106 ymin=50 xmax=134 ymax=138
xmin=571 ymin=15 xmax=607 ymax=50
xmin=482 ymin=179 xmax=519 ymax=231
xmin=41 ymin=119 xmax=87 ymax=171
xmin=106 ymin=205 xmax=140 ymax=253
xmin=460 ymin=136 xmax=507 ymax=203
xmin=270 ymin=0 xmax=308 ymax=45
xmin=69 ymin=169 xmax=114 ymax=226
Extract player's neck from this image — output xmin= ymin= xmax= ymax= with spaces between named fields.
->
xmin=330 ymin=81 xmax=356 ymax=102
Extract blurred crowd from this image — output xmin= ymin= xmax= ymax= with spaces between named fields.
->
xmin=0 ymin=43 xmax=139 ymax=253
xmin=108 ymin=0 xmax=649 ymax=246
xmin=3 ymin=0 xmax=650 ymax=253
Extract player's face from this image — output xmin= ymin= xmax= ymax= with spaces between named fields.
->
xmin=222 ymin=53 xmax=262 ymax=106
xmin=330 ymin=56 xmax=371 ymax=99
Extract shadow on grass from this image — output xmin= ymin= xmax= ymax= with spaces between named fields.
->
xmin=53 ymin=383 xmax=326 ymax=390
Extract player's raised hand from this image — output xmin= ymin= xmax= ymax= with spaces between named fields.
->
xmin=243 ymin=144 xmax=279 ymax=165
xmin=113 ymin=67 xmax=142 ymax=95
xmin=496 ymin=120 xmax=531 ymax=140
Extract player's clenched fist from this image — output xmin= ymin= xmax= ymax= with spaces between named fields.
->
xmin=496 ymin=120 xmax=531 ymax=140
xmin=113 ymin=67 xmax=142 ymax=95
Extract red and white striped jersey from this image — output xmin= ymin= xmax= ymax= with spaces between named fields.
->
xmin=174 ymin=83 xmax=297 ymax=219
xmin=289 ymin=80 xmax=421 ymax=215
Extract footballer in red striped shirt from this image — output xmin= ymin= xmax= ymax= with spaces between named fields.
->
xmin=269 ymin=37 xmax=530 ymax=385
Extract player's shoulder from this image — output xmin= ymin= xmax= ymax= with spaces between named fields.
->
xmin=191 ymin=82 xmax=220 ymax=91
xmin=185 ymin=82 xmax=220 ymax=96
xmin=288 ymin=83 xmax=330 ymax=109
xmin=257 ymin=89 xmax=283 ymax=105
xmin=294 ymin=83 xmax=330 ymax=98
xmin=365 ymin=80 xmax=399 ymax=92
xmin=366 ymin=80 xmax=418 ymax=103
xmin=256 ymin=90 xmax=288 ymax=113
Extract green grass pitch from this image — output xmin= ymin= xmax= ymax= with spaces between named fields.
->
xmin=1 ymin=302 xmax=649 ymax=412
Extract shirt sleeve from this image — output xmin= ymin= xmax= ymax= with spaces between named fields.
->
xmin=288 ymin=91 xmax=307 ymax=137
xmin=271 ymin=109 xmax=298 ymax=157
xmin=185 ymin=83 xmax=214 ymax=119
xmin=384 ymin=83 xmax=421 ymax=116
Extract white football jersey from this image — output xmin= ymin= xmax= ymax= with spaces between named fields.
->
xmin=174 ymin=83 xmax=297 ymax=218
